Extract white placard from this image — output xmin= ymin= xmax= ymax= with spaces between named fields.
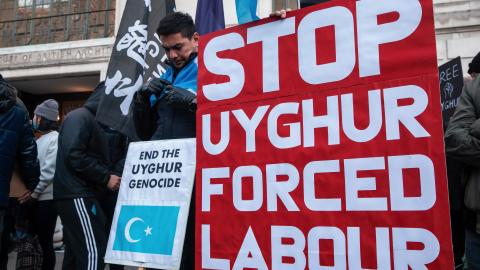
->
xmin=105 ymin=138 xmax=196 ymax=269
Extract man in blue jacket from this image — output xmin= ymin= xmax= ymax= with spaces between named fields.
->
xmin=0 ymin=75 xmax=40 ymax=250
xmin=133 ymin=11 xmax=198 ymax=141
xmin=132 ymin=12 xmax=198 ymax=270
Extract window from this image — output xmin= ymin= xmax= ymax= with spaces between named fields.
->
xmin=0 ymin=0 xmax=116 ymax=47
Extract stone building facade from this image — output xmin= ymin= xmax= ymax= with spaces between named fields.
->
xmin=435 ymin=0 xmax=480 ymax=75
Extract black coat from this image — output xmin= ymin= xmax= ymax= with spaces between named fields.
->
xmin=0 ymin=80 xmax=39 ymax=207
xmin=133 ymin=95 xmax=195 ymax=141
xmin=53 ymin=86 xmax=113 ymax=200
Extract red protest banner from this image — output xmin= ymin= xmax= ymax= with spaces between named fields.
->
xmin=196 ymin=0 xmax=454 ymax=269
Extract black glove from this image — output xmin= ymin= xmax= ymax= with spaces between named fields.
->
xmin=164 ymin=85 xmax=197 ymax=112
xmin=137 ymin=78 xmax=171 ymax=100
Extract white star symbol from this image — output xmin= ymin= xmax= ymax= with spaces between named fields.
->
xmin=144 ymin=226 xmax=153 ymax=236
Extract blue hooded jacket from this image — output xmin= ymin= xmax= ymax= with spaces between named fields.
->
xmin=0 ymin=79 xmax=39 ymax=207
xmin=134 ymin=55 xmax=198 ymax=141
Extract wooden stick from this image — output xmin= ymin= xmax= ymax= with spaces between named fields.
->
xmin=138 ymin=267 xmax=146 ymax=270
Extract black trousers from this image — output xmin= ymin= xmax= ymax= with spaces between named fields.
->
xmin=179 ymin=194 xmax=195 ymax=270
xmin=31 ymin=200 xmax=57 ymax=270
xmin=56 ymin=197 xmax=107 ymax=270
xmin=0 ymin=208 xmax=4 ymax=254
xmin=0 ymin=199 xmax=18 ymax=270
xmin=98 ymin=191 xmax=123 ymax=270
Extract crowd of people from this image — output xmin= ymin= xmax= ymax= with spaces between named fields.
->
xmin=0 ymin=11 xmax=197 ymax=270
xmin=0 ymin=5 xmax=480 ymax=270
xmin=0 ymin=3 xmax=327 ymax=270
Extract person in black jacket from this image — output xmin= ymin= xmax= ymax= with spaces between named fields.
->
xmin=53 ymin=82 xmax=121 ymax=270
xmin=0 ymin=75 xmax=40 ymax=250
xmin=98 ymin=125 xmax=127 ymax=270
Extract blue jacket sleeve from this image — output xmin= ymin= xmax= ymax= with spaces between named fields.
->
xmin=17 ymin=108 xmax=40 ymax=191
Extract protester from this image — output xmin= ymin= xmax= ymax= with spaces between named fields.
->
xmin=446 ymin=155 xmax=466 ymax=269
xmin=29 ymin=99 xmax=59 ymax=270
xmin=99 ymin=125 xmax=128 ymax=270
xmin=133 ymin=12 xmax=198 ymax=141
xmin=132 ymin=12 xmax=198 ymax=269
xmin=0 ymin=75 xmax=40 ymax=251
xmin=445 ymin=51 xmax=480 ymax=270
xmin=53 ymin=82 xmax=121 ymax=270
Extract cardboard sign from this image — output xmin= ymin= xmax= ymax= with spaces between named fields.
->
xmin=439 ymin=57 xmax=464 ymax=129
xmin=196 ymin=0 xmax=454 ymax=269
xmin=105 ymin=139 xmax=196 ymax=269
xmin=9 ymin=168 xmax=27 ymax=197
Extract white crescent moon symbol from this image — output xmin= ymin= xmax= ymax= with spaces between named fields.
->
xmin=124 ymin=217 xmax=144 ymax=243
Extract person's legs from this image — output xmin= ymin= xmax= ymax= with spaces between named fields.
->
xmin=60 ymin=238 xmax=75 ymax=270
xmin=179 ymin=193 xmax=195 ymax=270
xmin=465 ymin=229 xmax=480 ymax=270
xmin=0 ymin=200 xmax=16 ymax=270
xmin=0 ymin=211 xmax=6 ymax=270
xmin=99 ymin=191 xmax=123 ymax=270
xmin=57 ymin=198 xmax=107 ymax=270
xmin=0 ymin=208 xmax=4 ymax=252
xmin=32 ymin=200 xmax=57 ymax=270
xmin=450 ymin=209 xmax=465 ymax=269
xmin=76 ymin=197 xmax=107 ymax=270
xmin=56 ymin=199 xmax=79 ymax=270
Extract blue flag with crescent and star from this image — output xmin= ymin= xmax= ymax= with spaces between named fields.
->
xmin=113 ymin=205 xmax=180 ymax=255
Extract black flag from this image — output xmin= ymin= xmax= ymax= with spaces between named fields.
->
xmin=96 ymin=0 xmax=176 ymax=140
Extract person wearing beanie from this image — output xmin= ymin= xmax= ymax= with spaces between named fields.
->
xmin=34 ymin=99 xmax=59 ymax=122
xmin=445 ymin=51 xmax=480 ymax=269
xmin=30 ymin=99 xmax=59 ymax=270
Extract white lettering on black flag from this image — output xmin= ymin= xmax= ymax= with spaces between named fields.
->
xmin=96 ymin=0 xmax=175 ymax=139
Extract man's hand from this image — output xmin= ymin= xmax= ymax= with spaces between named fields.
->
xmin=107 ymin=175 xmax=121 ymax=191
xmin=269 ymin=8 xmax=291 ymax=19
xmin=164 ymin=85 xmax=197 ymax=112
xmin=137 ymin=78 xmax=172 ymax=100
xmin=18 ymin=190 xmax=33 ymax=204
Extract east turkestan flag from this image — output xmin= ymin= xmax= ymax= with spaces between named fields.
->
xmin=235 ymin=0 xmax=260 ymax=24
xmin=96 ymin=0 xmax=175 ymax=140
xmin=113 ymin=205 xmax=180 ymax=255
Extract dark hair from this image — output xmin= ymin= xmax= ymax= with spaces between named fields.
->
xmin=38 ymin=117 xmax=58 ymax=132
xmin=468 ymin=52 xmax=480 ymax=75
xmin=156 ymin=12 xmax=196 ymax=39
xmin=0 ymin=78 xmax=18 ymax=108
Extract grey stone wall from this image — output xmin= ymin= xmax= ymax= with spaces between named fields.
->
xmin=434 ymin=0 xmax=480 ymax=75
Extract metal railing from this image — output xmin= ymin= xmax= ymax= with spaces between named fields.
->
xmin=0 ymin=0 xmax=115 ymax=48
